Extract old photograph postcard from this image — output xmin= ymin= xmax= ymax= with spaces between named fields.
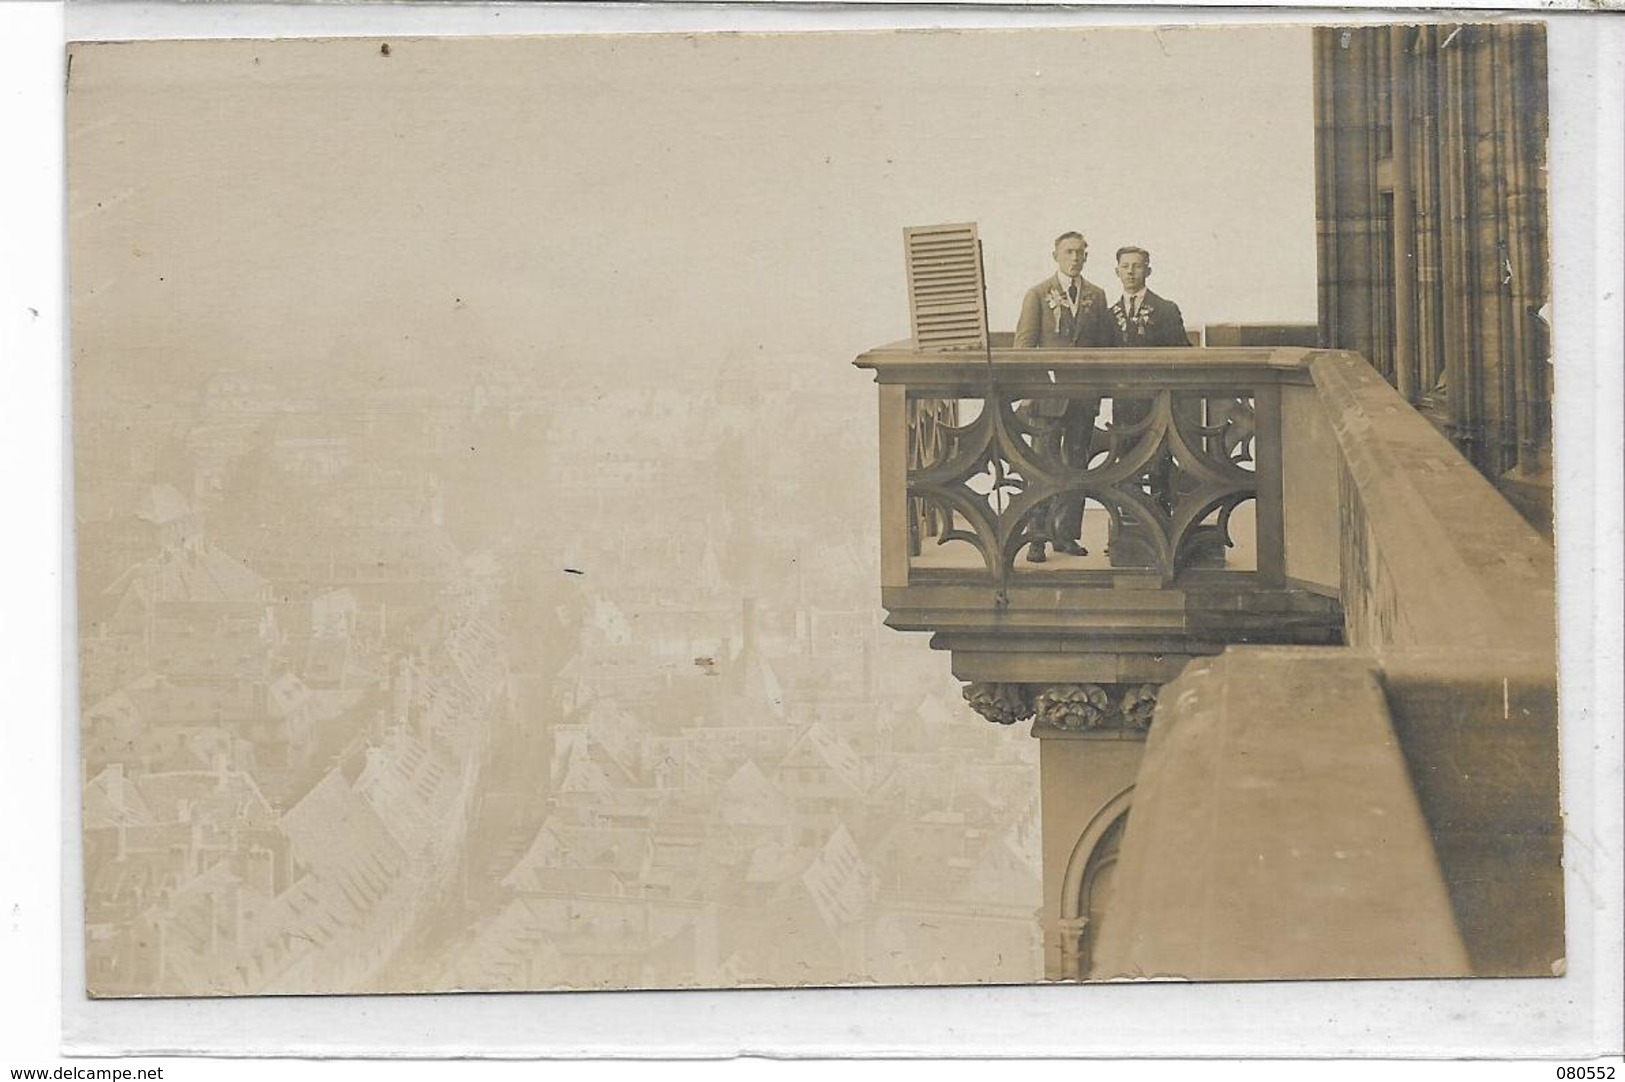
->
xmin=67 ymin=22 xmax=1560 ymax=999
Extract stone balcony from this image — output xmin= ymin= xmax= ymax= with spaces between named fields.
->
xmin=854 ymin=339 xmax=1561 ymax=981
xmin=853 ymin=341 xmax=1344 ymax=722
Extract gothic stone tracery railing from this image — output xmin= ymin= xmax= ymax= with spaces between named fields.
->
xmin=856 ymin=343 xmax=1342 ymax=724
xmin=859 ymin=344 xmax=1307 ymax=600
xmin=910 ymin=386 xmax=1260 ymax=585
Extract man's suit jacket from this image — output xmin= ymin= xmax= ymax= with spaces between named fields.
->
xmin=1110 ymin=290 xmax=1189 ymax=347
xmin=1015 ymin=276 xmax=1111 ymax=425
xmin=1015 ymin=275 xmax=1114 ymax=349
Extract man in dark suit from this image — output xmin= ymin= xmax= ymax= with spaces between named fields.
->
xmin=1107 ymin=247 xmax=1193 ymax=566
xmin=1108 ymin=246 xmax=1188 ymax=347
xmin=1014 ymin=232 xmax=1113 ymax=563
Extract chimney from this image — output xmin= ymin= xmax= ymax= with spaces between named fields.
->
xmin=729 ymin=596 xmax=758 ymax=696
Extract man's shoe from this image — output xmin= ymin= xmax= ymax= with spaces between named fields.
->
xmin=1053 ymin=540 xmax=1089 ymax=557
xmin=1026 ymin=542 xmax=1048 ymax=563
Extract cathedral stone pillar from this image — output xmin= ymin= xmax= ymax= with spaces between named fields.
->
xmin=961 ymin=678 xmax=1159 ymax=979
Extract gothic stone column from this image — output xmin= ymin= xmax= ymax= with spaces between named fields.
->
xmin=962 ymin=679 xmax=1159 ymax=980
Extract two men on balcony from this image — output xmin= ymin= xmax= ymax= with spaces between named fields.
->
xmin=1013 ymin=238 xmax=1194 ymax=564
xmin=1014 ymin=232 xmax=1113 ymax=562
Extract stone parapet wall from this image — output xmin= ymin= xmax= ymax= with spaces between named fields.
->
xmin=1310 ymin=350 xmax=1555 ymax=658
xmin=1098 ymin=350 xmax=1561 ymax=980
xmin=1093 ymin=648 xmax=1471 ymax=981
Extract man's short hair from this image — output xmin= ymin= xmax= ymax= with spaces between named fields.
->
xmin=1115 ymin=245 xmax=1152 ymax=264
xmin=1054 ymin=231 xmax=1086 ymax=249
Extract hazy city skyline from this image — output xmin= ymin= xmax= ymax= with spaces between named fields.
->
xmin=70 ymin=27 xmax=1316 ymax=394
xmin=71 ymin=26 xmax=1321 ymax=995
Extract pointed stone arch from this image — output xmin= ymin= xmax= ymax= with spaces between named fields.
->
xmin=1057 ymin=784 xmax=1133 ymax=981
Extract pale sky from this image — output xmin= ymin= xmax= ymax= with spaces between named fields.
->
xmin=68 ymin=27 xmax=1316 ymax=390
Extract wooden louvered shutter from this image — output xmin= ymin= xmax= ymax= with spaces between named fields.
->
xmin=903 ymin=223 xmax=989 ymax=352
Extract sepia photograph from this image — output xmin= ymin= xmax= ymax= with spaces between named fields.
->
xmin=66 ymin=19 xmax=1562 ymax=1002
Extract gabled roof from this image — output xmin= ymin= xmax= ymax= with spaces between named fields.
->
xmin=84 ymin=687 xmax=144 ymax=733
xmin=131 ymin=766 xmax=276 ymax=829
xmin=108 ymin=545 xmax=268 ymax=606
xmin=778 ymin=723 xmax=866 ymax=794
xmin=801 ymin=824 xmax=874 ymax=931
xmin=580 ymin=698 xmax=644 ymax=778
xmin=727 ymin=638 xmax=784 ymax=716
xmin=105 ymin=672 xmax=258 ymax=726
xmin=952 ymin=821 xmax=1044 ymax=907
xmin=696 ymin=538 xmax=727 ymax=593
xmin=142 ymin=634 xmax=277 ymax=684
xmin=555 ymin=825 xmax=650 ymax=872
xmin=718 ymin=760 xmax=790 ymax=827
xmin=280 ymin=768 xmax=406 ymax=881
xmin=502 ymin=819 xmax=652 ymax=891
xmin=142 ymin=861 xmax=249 ymax=957
xmin=551 ymin=739 xmax=616 ymax=796
xmin=442 ymin=617 xmax=508 ymax=697
xmin=78 ymin=481 xmax=193 ymax=527
xmin=82 ymin=765 xmax=156 ymax=828
xmin=353 ymin=729 xmax=461 ymax=856
xmin=444 ymin=895 xmax=565 ymax=990
xmin=84 ymin=845 xmax=186 ymax=917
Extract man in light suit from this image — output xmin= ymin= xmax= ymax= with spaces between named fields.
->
xmin=1014 ymin=232 xmax=1113 ymax=563
xmin=1015 ymin=232 xmax=1114 ymax=350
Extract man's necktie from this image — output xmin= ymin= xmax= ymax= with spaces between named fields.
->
xmin=1068 ymin=282 xmax=1079 ymax=306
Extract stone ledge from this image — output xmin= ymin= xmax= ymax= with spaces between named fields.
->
xmin=1093 ymin=646 xmax=1472 ymax=981
xmin=1377 ymin=649 xmax=1563 ymax=976
xmin=1309 ymin=351 xmax=1556 ymax=657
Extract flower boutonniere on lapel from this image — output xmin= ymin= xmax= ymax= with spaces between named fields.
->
xmin=1045 ymin=287 xmax=1066 ymax=333
xmin=1116 ymin=300 xmax=1155 ymax=337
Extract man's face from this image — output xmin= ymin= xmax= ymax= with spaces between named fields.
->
xmin=1116 ymin=252 xmax=1151 ymax=294
xmin=1053 ymin=237 xmax=1087 ymax=278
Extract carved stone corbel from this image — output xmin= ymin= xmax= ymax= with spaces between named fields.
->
xmin=963 ymin=680 xmax=1162 ymax=733
xmin=1034 ymin=683 xmax=1113 ymax=732
xmin=962 ymin=682 xmax=1033 ymax=725
xmin=1120 ymin=683 xmax=1159 ymax=731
